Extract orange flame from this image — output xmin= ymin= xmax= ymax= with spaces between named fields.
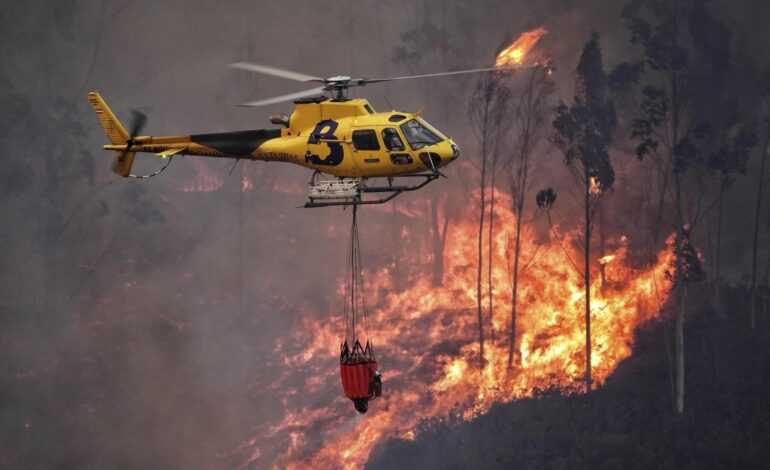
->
xmin=589 ymin=176 xmax=602 ymax=195
xmin=180 ymin=159 xmax=224 ymax=193
xmin=598 ymin=254 xmax=616 ymax=265
xmin=242 ymin=175 xmax=253 ymax=191
xmin=229 ymin=194 xmax=673 ymax=469
xmin=495 ymin=27 xmax=548 ymax=67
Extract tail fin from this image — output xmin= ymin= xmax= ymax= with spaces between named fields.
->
xmin=87 ymin=92 xmax=128 ymax=145
xmin=113 ymin=151 xmax=136 ymax=177
xmin=87 ymin=92 xmax=135 ymax=177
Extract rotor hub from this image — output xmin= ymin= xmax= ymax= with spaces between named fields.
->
xmin=325 ymin=77 xmax=353 ymax=101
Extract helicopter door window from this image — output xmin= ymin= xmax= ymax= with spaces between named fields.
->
xmin=382 ymin=128 xmax=405 ymax=151
xmin=390 ymin=153 xmax=413 ymax=165
xmin=352 ymin=130 xmax=380 ymax=151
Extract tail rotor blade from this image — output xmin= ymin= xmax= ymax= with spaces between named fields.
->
xmin=128 ymin=110 xmax=147 ymax=138
xmin=118 ymin=110 xmax=148 ymax=170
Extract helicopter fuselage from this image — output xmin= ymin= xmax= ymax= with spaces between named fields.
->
xmin=94 ymin=94 xmax=459 ymax=179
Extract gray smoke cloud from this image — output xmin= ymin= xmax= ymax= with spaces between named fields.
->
xmin=1 ymin=0 xmax=767 ymax=467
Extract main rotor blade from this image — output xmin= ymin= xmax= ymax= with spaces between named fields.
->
xmin=237 ymin=86 xmax=327 ymax=107
xmin=364 ymin=65 xmax=534 ymax=84
xmin=229 ymin=62 xmax=324 ymax=83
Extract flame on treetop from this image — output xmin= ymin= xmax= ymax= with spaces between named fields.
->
xmin=495 ymin=27 xmax=548 ymax=67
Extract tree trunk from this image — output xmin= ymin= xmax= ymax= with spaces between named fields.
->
xmin=765 ymin=253 xmax=770 ymax=328
xmin=675 ymin=266 xmax=686 ymax=413
xmin=508 ymin=199 xmax=524 ymax=368
xmin=584 ymin=172 xmax=592 ymax=394
xmin=430 ymin=193 xmax=444 ymax=287
xmin=488 ymin=164 xmax=497 ymax=341
xmin=476 ymin=128 xmax=488 ymax=369
xmin=674 ymin=176 xmax=686 ymax=414
xmin=751 ymin=125 xmax=769 ymax=330
xmin=391 ymin=200 xmax=401 ymax=290
xmin=715 ymin=182 xmax=724 ymax=309
xmin=706 ymin=206 xmax=715 ymax=283
xmin=671 ymin=44 xmax=685 ymax=411
xmin=599 ymin=201 xmax=607 ymax=294
xmin=652 ymin=171 xmax=669 ymax=248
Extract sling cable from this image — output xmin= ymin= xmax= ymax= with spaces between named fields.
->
xmin=339 ymin=204 xmax=382 ymax=413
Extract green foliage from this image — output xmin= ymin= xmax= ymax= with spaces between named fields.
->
xmin=621 ymin=0 xmax=689 ymax=72
xmin=552 ymin=32 xmax=616 ymax=192
xmin=664 ymin=228 xmax=705 ymax=286
xmin=617 ymin=0 xmax=745 ymax=173
xmin=708 ymin=125 xmax=757 ymax=186
xmin=608 ymin=61 xmax=644 ymax=93
xmin=630 ymin=85 xmax=665 ymax=159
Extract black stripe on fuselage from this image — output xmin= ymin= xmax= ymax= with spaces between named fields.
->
xmin=190 ymin=129 xmax=282 ymax=156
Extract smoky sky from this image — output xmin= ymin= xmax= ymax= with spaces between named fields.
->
xmin=1 ymin=0 xmax=768 ymax=468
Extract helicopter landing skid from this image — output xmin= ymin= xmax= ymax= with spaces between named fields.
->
xmin=303 ymin=172 xmax=439 ymax=208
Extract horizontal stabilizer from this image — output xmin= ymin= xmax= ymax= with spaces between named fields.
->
xmin=156 ymin=148 xmax=184 ymax=158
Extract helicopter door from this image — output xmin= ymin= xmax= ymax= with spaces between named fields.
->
xmin=351 ymin=129 xmax=383 ymax=170
xmin=381 ymin=127 xmax=413 ymax=167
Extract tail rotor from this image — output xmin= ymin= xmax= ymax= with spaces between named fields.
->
xmin=114 ymin=110 xmax=147 ymax=176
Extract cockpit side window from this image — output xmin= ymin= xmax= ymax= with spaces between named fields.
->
xmin=352 ymin=130 xmax=380 ymax=151
xmin=399 ymin=119 xmax=442 ymax=150
xmin=382 ymin=128 xmax=405 ymax=151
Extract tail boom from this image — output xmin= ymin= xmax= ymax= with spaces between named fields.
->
xmin=104 ymin=130 xmax=285 ymax=159
xmin=89 ymin=91 xmax=289 ymax=176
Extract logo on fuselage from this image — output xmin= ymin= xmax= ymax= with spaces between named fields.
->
xmin=305 ymin=120 xmax=344 ymax=166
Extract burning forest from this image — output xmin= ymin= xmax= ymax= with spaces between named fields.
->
xmin=226 ymin=195 xmax=675 ymax=469
xmin=3 ymin=1 xmax=770 ymax=469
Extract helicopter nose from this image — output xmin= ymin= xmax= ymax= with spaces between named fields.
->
xmin=442 ymin=141 xmax=459 ymax=165
xmin=450 ymin=142 xmax=460 ymax=159
xmin=420 ymin=141 xmax=458 ymax=170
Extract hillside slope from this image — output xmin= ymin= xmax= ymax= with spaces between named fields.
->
xmin=368 ymin=285 xmax=770 ymax=469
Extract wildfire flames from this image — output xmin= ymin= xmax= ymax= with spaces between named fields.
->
xmin=179 ymin=159 xmax=224 ymax=193
xmin=495 ymin=27 xmax=548 ymax=67
xmin=228 ymin=194 xmax=673 ymax=469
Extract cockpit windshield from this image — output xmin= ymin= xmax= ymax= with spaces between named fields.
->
xmin=399 ymin=119 xmax=443 ymax=150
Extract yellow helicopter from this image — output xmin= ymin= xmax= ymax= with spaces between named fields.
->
xmin=88 ymin=62 xmax=524 ymax=207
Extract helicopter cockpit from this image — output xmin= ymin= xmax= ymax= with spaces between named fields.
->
xmin=399 ymin=118 xmax=444 ymax=150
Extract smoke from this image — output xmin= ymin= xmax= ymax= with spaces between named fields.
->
xmin=0 ymin=0 xmax=767 ymax=468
